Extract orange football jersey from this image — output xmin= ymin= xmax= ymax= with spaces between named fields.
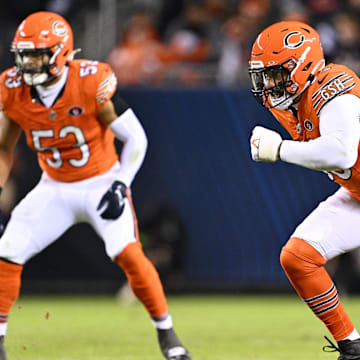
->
xmin=0 ymin=59 xmax=119 ymax=182
xmin=270 ymin=63 xmax=360 ymax=200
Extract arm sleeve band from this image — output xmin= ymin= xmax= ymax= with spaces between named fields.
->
xmin=111 ymin=88 xmax=130 ymax=116
xmin=279 ymin=94 xmax=360 ymax=171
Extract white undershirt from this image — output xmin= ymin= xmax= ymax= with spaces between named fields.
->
xmin=35 ymin=66 xmax=69 ymax=108
xmin=280 ymin=94 xmax=360 ymax=171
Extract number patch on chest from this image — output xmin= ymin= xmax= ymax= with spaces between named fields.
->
xmin=31 ymin=126 xmax=89 ymax=168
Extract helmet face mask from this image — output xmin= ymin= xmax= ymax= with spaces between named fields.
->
xmin=12 ymin=48 xmax=54 ymax=86
xmin=11 ymin=12 xmax=73 ymax=86
xmin=250 ymin=65 xmax=293 ymax=109
xmin=249 ymin=21 xmax=325 ymax=110
xmin=249 ymin=63 xmax=303 ymax=109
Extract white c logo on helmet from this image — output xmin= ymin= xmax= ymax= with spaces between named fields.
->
xmin=52 ymin=21 xmax=68 ymax=37
xmin=284 ymin=31 xmax=305 ymax=49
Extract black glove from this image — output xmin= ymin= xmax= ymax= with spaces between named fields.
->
xmin=97 ymin=181 xmax=127 ymax=220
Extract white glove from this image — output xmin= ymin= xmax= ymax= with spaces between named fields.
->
xmin=250 ymin=126 xmax=283 ymax=162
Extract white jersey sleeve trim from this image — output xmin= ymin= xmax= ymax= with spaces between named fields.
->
xmin=109 ymin=108 xmax=148 ymax=187
xmin=279 ymin=94 xmax=360 ymax=171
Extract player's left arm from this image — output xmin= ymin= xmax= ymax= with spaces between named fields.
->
xmin=96 ymin=90 xmax=148 ymax=220
xmin=279 ymin=94 xmax=360 ymax=170
xmin=97 ymin=90 xmax=148 ymax=187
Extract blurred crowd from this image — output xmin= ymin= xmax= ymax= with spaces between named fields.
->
xmin=0 ymin=0 xmax=360 ymax=87
xmin=106 ymin=0 xmax=360 ymax=87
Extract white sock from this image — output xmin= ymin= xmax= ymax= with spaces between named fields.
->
xmin=0 ymin=323 xmax=7 ymax=336
xmin=151 ymin=314 xmax=173 ymax=330
xmin=343 ymin=328 xmax=360 ymax=341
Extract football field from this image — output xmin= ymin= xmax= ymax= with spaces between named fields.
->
xmin=6 ymin=294 xmax=359 ymax=359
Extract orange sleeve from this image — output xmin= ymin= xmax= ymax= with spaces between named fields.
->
xmin=0 ymin=71 xmax=10 ymax=111
xmin=0 ymin=78 xmax=4 ymax=111
xmin=311 ymin=65 xmax=356 ymax=116
xmin=95 ymin=62 xmax=117 ymax=112
xmin=0 ymin=68 xmax=23 ymax=113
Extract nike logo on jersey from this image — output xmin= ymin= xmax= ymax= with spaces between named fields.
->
xmin=317 ymin=74 xmax=329 ymax=84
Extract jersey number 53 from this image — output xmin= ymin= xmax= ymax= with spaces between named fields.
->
xmin=31 ymin=126 xmax=89 ymax=168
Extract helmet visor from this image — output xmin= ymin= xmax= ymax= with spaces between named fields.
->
xmin=263 ymin=67 xmax=290 ymax=98
xmin=11 ymin=48 xmax=52 ymax=74
xmin=250 ymin=68 xmax=264 ymax=93
xmin=249 ymin=65 xmax=291 ymax=107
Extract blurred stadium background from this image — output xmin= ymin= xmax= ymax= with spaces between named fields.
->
xmin=1 ymin=0 xmax=360 ymax=297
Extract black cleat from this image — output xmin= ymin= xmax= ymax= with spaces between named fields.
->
xmin=323 ymin=335 xmax=360 ymax=359
xmin=157 ymin=328 xmax=192 ymax=360
xmin=0 ymin=336 xmax=7 ymax=360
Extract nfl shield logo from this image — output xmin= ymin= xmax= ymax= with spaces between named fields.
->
xmin=49 ymin=110 xmax=57 ymax=120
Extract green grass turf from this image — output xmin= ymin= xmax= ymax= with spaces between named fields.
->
xmin=5 ymin=294 xmax=360 ymax=359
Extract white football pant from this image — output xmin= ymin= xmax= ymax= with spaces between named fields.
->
xmin=0 ymin=163 xmax=137 ymax=264
xmin=292 ymin=186 xmax=360 ymax=260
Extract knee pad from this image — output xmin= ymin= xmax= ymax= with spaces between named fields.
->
xmin=280 ymin=237 xmax=326 ymax=277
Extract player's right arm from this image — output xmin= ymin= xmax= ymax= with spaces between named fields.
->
xmin=0 ymin=111 xmax=22 ymax=187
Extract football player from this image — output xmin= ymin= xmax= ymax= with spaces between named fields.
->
xmin=0 ymin=11 xmax=191 ymax=360
xmin=249 ymin=21 xmax=360 ymax=359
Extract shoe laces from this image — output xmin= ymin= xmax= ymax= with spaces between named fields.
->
xmin=323 ymin=336 xmax=341 ymax=354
